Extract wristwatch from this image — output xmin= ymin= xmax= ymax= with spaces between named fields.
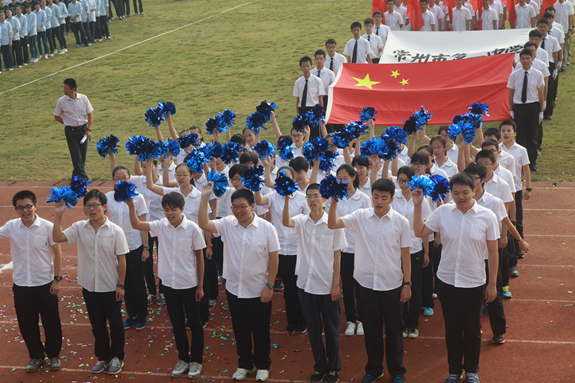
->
xmin=143 ymin=246 xmax=150 ymax=249
xmin=403 ymin=281 xmax=412 ymax=287
xmin=526 ymin=188 xmax=532 ymax=192
xmin=54 ymin=275 xmax=62 ymax=281
xmin=266 ymin=283 xmax=274 ymax=289
xmin=117 ymin=284 xmax=125 ymax=289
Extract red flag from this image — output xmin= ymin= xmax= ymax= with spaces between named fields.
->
xmin=540 ymin=0 xmax=554 ymax=15
xmin=372 ymin=0 xmax=385 ymax=16
xmin=326 ymin=54 xmax=515 ymax=125
xmin=505 ymin=0 xmax=517 ymax=29
xmin=444 ymin=0 xmax=456 ymax=30
xmin=407 ymin=0 xmax=425 ymax=31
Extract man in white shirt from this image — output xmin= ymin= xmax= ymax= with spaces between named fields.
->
xmin=395 ymin=0 xmax=409 ymax=29
xmin=420 ymin=0 xmax=437 ymax=30
xmin=311 ymin=49 xmax=336 ymax=133
xmin=0 ymin=191 xmax=63 ymax=373
xmin=53 ymin=189 xmax=129 ymax=375
xmin=362 ymin=18 xmax=384 ymax=63
xmin=293 ymin=56 xmax=324 ymax=118
xmin=199 ymin=187 xmax=280 ymax=383
xmin=383 ymin=2 xmax=404 ymax=30
xmin=451 ymin=0 xmax=472 ymax=30
xmin=515 ymin=0 xmax=536 ymax=28
xmin=476 ymin=0 xmax=498 ymax=30
xmin=343 ymin=21 xmax=372 ymax=63
xmin=535 ymin=19 xmax=561 ymax=120
xmin=489 ymin=0 xmax=504 ymax=28
xmin=553 ymin=0 xmax=574 ymax=71
xmin=53 ymin=78 xmax=94 ymax=180
xmin=324 ymin=38 xmax=347 ymax=76
xmin=428 ymin=0 xmax=445 ymax=30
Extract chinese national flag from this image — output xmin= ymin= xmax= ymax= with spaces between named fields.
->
xmin=444 ymin=0 xmax=456 ymax=30
xmin=505 ymin=0 xmax=517 ymax=29
xmin=407 ymin=0 xmax=425 ymax=31
xmin=540 ymin=0 xmax=554 ymax=15
xmin=326 ymin=54 xmax=514 ymax=125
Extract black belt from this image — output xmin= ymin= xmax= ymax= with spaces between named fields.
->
xmin=65 ymin=123 xmax=87 ymax=129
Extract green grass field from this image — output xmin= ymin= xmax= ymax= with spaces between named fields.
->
xmin=1 ymin=0 xmax=573 ymax=182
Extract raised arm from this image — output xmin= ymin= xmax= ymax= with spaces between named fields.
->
xmin=109 ymin=149 xmax=117 ymax=177
xmin=154 ymin=126 xmax=165 ymax=142
xmin=162 ymin=154 xmax=177 ymax=187
xmin=320 ymin=120 xmax=328 ymax=138
xmin=254 ymin=190 xmax=270 ymax=206
xmin=125 ymin=198 xmax=151 ymax=232
xmin=327 ymin=198 xmax=345 ymax=229
xmin=198 ymin=182 xmax=218 ymax=233
xmin=166 ymin=114 xmax=179 ymax=140
xmin=52 ymin=202 xmax=68 ymax=243
xmin=262 ymin=157 xmax=275 ymax=189
xmin=282 ymin=195 xmax=295 ymax=228
xmin=146 ymin=158 xmax=165 ymax=196
xmin=412 ymin=189 xmax=435 ymax=238
xmin=309 ymin=155 xmax=320 ymax=185
xmin=418 ymin=126 xmax=431 ymax=145
xmin=134 ymin=157 xmax=143 ymax=176
xmin=407 ymin=132 xmax=417 ymax=158
xmin=271 ymin=112 xmax=282 ymax=139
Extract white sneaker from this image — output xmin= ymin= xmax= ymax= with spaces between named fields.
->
xmin=188 ymin=362 xmax=202 ymax=378
xmin=232 ymin=367 xmax=255 ymax=381
xmin=356 ymin=321 xmax=364 ymax=336
xmin=171 ymin=360 xmax=189 ymax=377
xmin=432 ymin=293 xmax=438 ymax=299
xmin=344 ymin=321 xmax=356 ymax=336
xmin=256 ymin=369 xmax=269 ymax=382
xmin=147 ymin=294 xmax=155 ymax=305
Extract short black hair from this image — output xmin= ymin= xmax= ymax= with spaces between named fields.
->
xmin=416 ymin=144 xmax=433 ymax=156
xmin=239 ymin=151 xmax=258 ymax=165
xmin=279 ymin=165 xmax=295 ymax=178
xmin=84 ymin=189 xmax=107 ymax=205
xmin=289 ymin=157 xmax=309 ymax=173
xmin=411 ymin=151 xmax=430 ymax=165
xmin=299 ymin=56 xmax=312 ymax=67
xmin=277 ymin=135 xmax=292 ymax=147
xmin=350 ymin=21 xmax=362 ymax=30
xmin=230 ymin=133 xmax=246 ymax=146
xmin=524 ymin=41 xmax=538 ymax=52
xmin=112 ymin=165 xmax=130 ymax=178
xmin=189 ymin=125 xmax=202 ymax=136
xmin=229 ymin=164 xmax=249 ymax=179
xmin=528 ymin=29 xmax=542 ymax=39
xmin=372 ymin=179 xmax=395 ymax=196
xmin=385 ymin=0 xmax=394 ymax=3
xmin=314 ymin=49 xmax=326 ymax=58
xmin=475 ymin=149 xmax=496 ymax=164
xmin=337 ymin=163 xmax=360 ymax=189
xmin=364 ymin=18 xmax=374 ymax=25
xmin=545 ymin=6 xmax=555 ymax=13
xmin=397 ymin=165 xmax=415 ymax=180
xmin=352 ymin=155 xmax=370 ymax=168
xmin=419 ymin=0 xmax=428 ymax=3
xmin=373 ymin=10 xmax=384 ymax=16
xmin=537 ymin=18 xmax=548 ymax=25
xmin=450 ymin=172 xmax=475 ymax=191
xmin=64 ymin=78 xmax=77 ymax=91
xmin=481 ymin=139 xmax=500 ymax=150
xmin=543 ymin=10 xmax=554 ymax=18
xmin=464 ymin=163 xmax=487 ymax=181
xmin=161 ymin=192 xmax=185 ymax=209
xmin=325 ymin=38 xmax=337 ymax=46
xmin=231 ymin=188 xmax=255 ymax=205
xmin=437 ymin=126 xmax=449 ymax=135
xmin=12 ymin=190 xmax=37 ymax=207
xmin=500 ymin=119 xmax=517 ymax=133
xmin=307 ymin=183 xmax=320 ymax=193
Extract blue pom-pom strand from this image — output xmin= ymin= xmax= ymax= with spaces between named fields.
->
xmin=97 ymin=135 xmax=120 ymax=158
xmin=47 ymin=186 xmax=78 ymax=209
xmin=241 ymin=165 xmax=266 ymax=192
xmin=160 ymin=101 xmax=176 ymax=116
xmin=145 ymin=106 xmax=165 ymax=128
xmin=347 ymin=121 xmax=368 ymax=139
xmin=274 ymin=169 xmax=298 ymax=197
xmin=164 ymin=138 xmax=181 ymax=156
xmin=205 ymin=117 xmax=220 ymax=134
xmin=448 ymin=119 xmax=476 ymax=144
xmin=70 ymin=176 xmax=92 ymax=198
xmin=415 ymin=106 xmax=433 ymax=127
xmin=306 ymin=104 xmax=326 ymax=128
xmin=382 ymin=126 xmax=408 ymax=146
xmin=331 ymin=128 xmax=353 ymax=149
xmin=221 ymin=142 xmax=242 ymax=164
xmin=359 ymin=107 xmax=377 ymax=122
xmin=430 ymin=174 xmax=450 ymax=202
xmin=469 ymin=103 xmax=489 ymax=116
xmin=207 ymin=169 xmax=228 ymax=198
xmin=253 ymin=140 xmax=276 ymax=160
xmin=361 ymin=138 xmax=384 ymax=158
xmin=178 ymin=133 xmax=199 ymax=149
xmin=126 ymin=135 xmax=163 ymax=161
xmin=185 ymin=148 xmax=211 ymax=173
xmin=407 ymin=175 xmax=435 ymax=196
xmin=302 ymin=142 xmax=317 ymax=163
xmin=292 ymin=114 xmax=311 ymax=132
xmin=319 ymin=174 xmax=349 ymax=201
xmin=114 ymin=181 xmax=140 ymax=202
xmin=245 ymin=112 xmax=268 ymax=135
xmin=206 ymin=141 xmax=224 ymax=159
xmin=256 ymin=101 xmax=277 ymax=122
xmin=220 ymin=109 xmax=236 ymax=130
xmin=402 ymin=115 xmax=419 ymax=135
xmin=277 ymin=136 xmax=295 ymax=161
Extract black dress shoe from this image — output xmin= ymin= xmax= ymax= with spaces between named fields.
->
xmin=530 ymin=165 xmax=538 ymax=172
xmin=543 ymin=115 xmax=552 ymax=121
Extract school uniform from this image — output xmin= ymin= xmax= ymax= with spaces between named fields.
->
xmin=150 ymin=217 xmax=206 ymax=364
xmin=105 ymin=192 xmax=149 ymax=322
xmin=311 ymin=66 xmax=336 ymax=133
xmin=0 ymin=216 xmax=63 ymax=360
xmin=500 ymin=141 xmax=529 ymax=240
xmin=429 ymin=4 xmax=445 ymax=30
xmin=484 ymin=173 xmax=513 ymax=204
xmin=539 ymin=34 xmax=561 ymax=118
xmin=451 ymin=6 xmax=472 ymax=30
xmin=275 ymin=144 xmax=304 ymax=169
xmin=424 ymin=202 xmax=499 ymax=375
xmin=397 ymin=4 xmax=409 ymax=30
xmin=68 ymin=1 xmax=88 ymax=45
xmin=420 ymin=10 xmax=436 ymax=31
xmin=464 ymin=1 xmax=475 ymax=14
xmin=80 ymin=0 xmax=93 ymax=42
xmin=58 ymin=1 xmax=68 ymax=47
xmin=0 ymin=19 xmax=14 ymax=70
xmin=362 ymin=32 xmax=384 ymax=64
xmin=384 ymin=11 xmax=403 ymax=31
xmin=63 ymin=217 xmax=129 ymax=361
xmin=49 ymin=4 xmax=63 ymax=51
xmin=507 ymin=66 xmax=544 ymax=166
xmin=292 ymin=212 xmax=347 ymax=374
xmin=15 ymin=13 xmax=28 ymax=64
xmin=7 ymin=16 xmax=21 ymax=67
xmin=476 ymin=6 xmax=498 ymax=30
xmin=326 ymin=52 xmax=347 ymax=76
xmin=340 ymin=206 xmax=411 ymax=378
xmin=42 ymin=5 xmax=54 ymax=53
xmin=213 ymin=214 xmax=280 ymax=371
xmin=553 ymin=1 xmax=572 ymax=70
xmin=88 ymin=0 xmax=96 ymax=41
xmin=435 ymin=158 xmax=458 ymax=179
xmin=293 ymin=74 xmax=325 ymax=137
xmin=161 ymin=186 xmax=203 ymax=225
xmin=25 ymin=11 xmax=37 ymax=60
xmin=343 ymin=36 xmax=371 ymax=63
xmin=514 ymin=3 xmax=536 ymax=28
xmin=492 ymin=163 xmax=515 ymax=197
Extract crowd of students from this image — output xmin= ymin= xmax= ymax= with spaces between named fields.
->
xmin=0 ymin=0 xmax=145 ymax=72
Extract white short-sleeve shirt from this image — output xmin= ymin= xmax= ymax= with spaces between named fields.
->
xmin=437 ymin=158 xmax=459 ymax=179
xmin=493 ymin=163 xmax=516 ymax=194
xmin=477 ymin=7 xmax=498 ymax=30
xmin=452 ymin=7 xmax=472 ymax=30
xmin=311 ymin=67 xmax=336 ymax=95
xmin=131 ymin=175 xmax=165 ymax=222
xmin=324 ymin=190 xmax=372 ymax=253
xmin=500 ymin=142 xmax=530 ymax=191
xmin=384 ymin=11 xmax=404 ymax=30
xmin=391 ymin=192 xmax=432 ymax=253
xmin=507 ymin=67 xmax=545 ymax=104
xmin=514 ymin=58 xmax=550 ymax=78
xmin=325 ymin=52 xmax=347 ymax=76
xmin=362 ymin=33 xmax=384 ymax=59
xmin=53 ymin=93 xmax=94 ymax=127
xmin=484 ymin=173 xmax=514 ymax=204
xmin=105 ymin=192 xmax=148 ymax=251
xmin=515 ymin=3 xmax=536 ymax=28
xmin=421 ymin=10 xmax=436 ymax=31
xmin=476 ymin=191 xmax=507 ymax=259
xmin=161 ymin=186 xmax=203 ymax=225
xmin=293 ymin=75 xmax=325 ymax=107
xmin=263 ymin=190 xmax=309 ymax=255
xmin=343 ymin=37 xmax=372 ymax=63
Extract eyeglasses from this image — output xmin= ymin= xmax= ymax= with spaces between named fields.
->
xmin=230 ymin=177 xmax=242 ymax=182
xmin=480 ymin=162 xmax=493 ymax=166
xmin=397 ymin=179 xmax=408 ymax=184
xmin=231 ymin=205 xmax=249 ymax=210
xmin=292 ymin=133 xmax=303 ymax=138
xmin=175 ymin=174 xmax=190 ymax=178
xmin=411 ymin=163 xmax=424 ymax=168
xmin=16 ymin=204 xmax=34 ymax=211
xmin=85 ymin=204 xmax=103 ymax=210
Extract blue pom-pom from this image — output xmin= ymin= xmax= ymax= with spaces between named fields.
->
xmin=319 ymin=174 xmax=349 ymax=201
xmin=114 ymin=181 xmax=140 ymax=202
xmin=415 ymin=106 xmax=433 ymax=127
xmin=277 ymin=136 xmax=294 ymax=161
xmin=306 ymin=104 xmax=326 ymax=128
xmin=256 ymin=101 xmax=277 ymax=122
xmin=206 ymin=141 xmax=224 ymax=159
xmin=126 ymin=135 xmax=162 ymax=161
xmin=331 ymin=128 xmax=353 ymax=149
xmin=359 ymin=107 xmax=377 ymax=122
xmin=469 ymin=103 xmax=489 ymax=116
xmin=382 ymin=126 xmax=408 ymax=146
xmin=165 ymin=138 xmax=181 ymax=156
xmin=361 ymin=138 xmax=384 ymax=158
xmin=178 ymin=133 xmax=199 ymax=149
xmin=205 ymin=117 xmax=220 ymax=134
xmin=253 ymin=140 xmax=276 ymax=159
xmin=185 ymin=148 xmax=210 ymax=173
xmin=430 ymin=174 xmax=450 ymax=202
xmin=241 ymin=165 xmax=265 ymax=192
xmin=47 ymin=186 xmax=77 ymax=209
xmin=274 ymin=169 xmax=298 ymax=197
xmin=96 ymin=135 xmax=120 ymax=158
xmin=319 ymin=150 xmax=339 ymax=172
xmin=407 ymin=175 xmax=435 ymax=196
xmin=221 ymin=142 xmax=242 ymax=164
xmin=292 ymin=114 xmax=310 ymax=132
xmin=302 ymin=141 xmax=317 ymax=162
xmin=220 ymin=109 xmax=236 ymax=129
xmin=145 ymin=106 xmax=165 ymax=128
xmin=160 ymin=101 xmax=176 ymax=116
xmin=70 ymin=176 xmax=92 ymax=198
xmin=448 ymin=119 xmax=476 ymax=144
xmin=245 ymin=112 xmax=267 ymax=135
xmin=402 ymin=115 xmax=419 ymax=135
xmin=207 ymin=169 xmax=228 ymax=198
xmin=347 ymin=121 xmax=368 ymax=139
xmin=312 ymin=137 xmax=330 ymax=153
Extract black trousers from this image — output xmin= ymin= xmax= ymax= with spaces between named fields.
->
xmin=122 ymin=0 xmax=130 ymax=15
xmin=207 ymin=236 xmax=223 ymax=300
xmin=421 ymin=240 xmax=435 ymax=308
xmin=484 ymin=255 xmax=506 ymax=336
xmin=52 ymin=26 xmax=65 ymax=49
xmin=13 ymin=283 xmax=63 ymax=359
xmin=64 ymin=124 xmax=89 ymax=179
xmin=110 ymin=0 xmax=123 ymax=18
xmin=278 ymin=254 xmax=305 ymax=327
xmin=512 ymin=189 xmax=524 ymax=261
xmin=162 ymin=283 xmax=204 ymax=363
xmin=82 ymin=21 xmax=93 ymax=42
xmin=501 ymin=235 xmax=514 ymax=286
xmin=124 ymin=246 xmax=148 ymax=320
xmin=144 ymin=233 xmax=158 ymax=296
xmin=46 ymin=27 xmax=55 ymax=53
xmin=359 ymin=285 xmax=406 ymax=377
xmin=403 ymin=250 xmax=424 ymax=329
xmin=544 ymin=62 xmax=556 ymax=117
xmin=132 ymin=0 xmax=143 ymax=13
xmin=226 ymin=290 xmax=272 ymax=370
xmin=20 ymin=35 xmax=29 ymax=64
xmin=437 ymin=279 xmax=484 ymax=375
xmin=97 ymin=16 xmax=110 ymax=38
xmin=372 ymin=58 xmax=380 ymax=64
xmin=199 ymin=251 xmax=211 ymax=324
xmin=340 ymin=252 xmax=361 ymax=322
xmin=65 ymin=15 xmax=71 ymax=33
xmin=1 ymin=44 xmax=14 ymax=69
xmin=298 ymin=289 xmax=341 ymax=373
xmin=59 ymin=25 xmax=68 ymax=48
xmin=83 ymin=288 xmax=125 ymax=361
xmin=513 ymin=102 xmax=539 ymax=166
xmin=90 ymin=21 xmax=96 ymax=41
xmin=71 ymin=22 xmax=88 ymax=45
xmin=11 ymin=40 xmax=22 ymax=66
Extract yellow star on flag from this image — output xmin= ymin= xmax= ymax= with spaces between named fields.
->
xmin=353 ymin=74 xmax=380 ymax=90
xmin=391 ymin=70 xmax=400 ymax=78
xmin=400 ymin=78 xmax=409 ymax=86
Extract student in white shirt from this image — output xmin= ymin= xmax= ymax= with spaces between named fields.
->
xmin=324 ymin=38 xmax=347 ymax=75
xmin=293 ymin=55 xmax=325 ymax=137
xmin=418 ymin=125 xmax=459 ymax=164
xmin=474 ymin=150 xmax=513 ymax=210
xmin=362 ymin=18 xmax=384 ymax=63
xmin=535 ymin=19 xmax=561 ymax=120
xmin=476 ymin=128 xmax=518 ymax=184
xmin=353 ymin=155 xmax=373 ymax=196
xmin=476 ymin=0 xmax=498 ymax=30
xmin=53 ymin=190 xmax=129 ymax=375
xmin=328 ymin=179 xmax=411 ymax=383
xmin=413 ymin=173 xmax=499 ymax=383
xmin=384 ymin=0 xmax=404 ymax=30
xmin=282 ymin=183 xmax=347 ymax=383
xmin=0 ymin=191 xmax=63 ymax=373
xmin=515 ymin=0 xmax=536 ymax=28
xmin=199 ymin=187 xmax=280 ymax=383
xmin=420 ymin=0 xmax=437 ymax=30
xmin=553 ymin=0 xmax=574 ymax=71
xmin=311 ymin=49 xmax=336 ymax=133
xmin=372 ymin=12 xmax=392 ymax=47
xmin=451 ymin=0 xmax=472 ymax=30
xmin=428 ymin=0 xmax=445 ymax=30
xmin=430 ymin=135 xmax=458 ymax=179
xmin=488 ymin=0 xmax=504 ymax=28
xmin=395 ymin=0 xmax=409 ymax=29
xmin=126 ymin=192 xmax=206 ymax=379
xmin=343 ymin=21 xmax=372 ymax=63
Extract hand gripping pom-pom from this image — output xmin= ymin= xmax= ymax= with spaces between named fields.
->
xmin=277 ymin=136 xmax=294 ymax=161
xmin=114 ymin=181 xmax=140 ymax=202
xmin=448 ymin=119 xmax=476 ymax=144
xmin=165 ymin=138 xmax=181 ymax=156
xmin=207 ymin=169 xmax=228 ymax=198
xmin=205 ymin=117 xmax=220 ymax=134
xmin=178 ymin=133 xmax=199 ymax=149
xmin=70 ymin=176 xmax=92 ymax=198
xmin=331 ymin=128 xmax=353 ymax=149
xmin=382 ymin=126 xmax=408 ymax=146
xmin=274 ymin=170 xmax=298 ymax=197
xmin=145 ymin=106 xmax=165 ymax=128
xmin=407 ymin=175 xmax=435 ymax=196
xmin=241 ymin=165 xmax=266 ymax=192
xmin=246 ymin=112 xmax=268 ymax=135
xmin=256 ymin=101 xmax=277 ymax=122
xmin=415 ymin=106 xmax=433 ymax=127
xmin=160 ymin=101 xmax=176 ymax=116
xmin=253 ymin=140 xmax=276 ymax=159
xmin=292 ymin=114 xmax=311 ymax=132
xmin=319 ymin=174 xmax=349 ymax=201
xmin=47 ymin=186 xmax=77 ymax=209
xmin=319 ymin=150 xmax=339 ymax=172
xmin=97 ymin=135 xmax=120 ymax=158
xmin=361 ymin=138 xmax=383 ymax=158
xmin=311 ymin=137 xmax=331 ymax=153
xmin=347 ymin=121 xmax=368 ymax=139
xmin=469 ymin=103 xmax=489 ymax=116
xmin=359 ymin=107 xmax=377 ymax=122
xmin=402 ymin=115 xmax=419 ymax=135
xmin=306 ymin=104 xmax=325 ymax=127
xmin=221 ymin=142 xmax=242 ymax=164
xmin=430 ymin=174 xmax=450 ymax=203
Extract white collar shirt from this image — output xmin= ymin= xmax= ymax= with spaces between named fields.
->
xmin=437 ymin=157 xmax=459 ymax=179
xmin=554 ymin=0 xmax=574 ymax=32
xmin=391 ymin=192 xmax=432 ymax=253
xmin=500 ymin=142 xmax=530 ymax=190
xmin=358 ymin=179 xmax=371 ymax=196
xmin=424 ymin=202 xmax=500 ymax=288
xmin=63 ymin=218 xmax=129 ymax=292
xmin=397 ymin=5 xmax=408 ymax=25
xmin=311 ymin=66 xmax=336 ymax=94
xmin=421 ymin=10 xmax=436 ymax=30
xmin=275 ymin=145 xmax=304 ymax=169
xmin=264 ymin=190 xmax=309 ymax=255
xmin=514 ymin=58 xmax=550 ymax=77
xmin=445 ymin=144 xmax=459 ymax=164
xmin=343 ymin=37 xmax=372 ymax=63
xmin=493 ymin=162 xmax=516 ymax=194
xmin=373 ymin=23 xmax=391 ymax=41
xmin=464 ymin=2 xmax=475 ymax=13
xmin=213 ymin=214 xmax=280 ymax=298
xmin=526 ymin=0 xmax=539 ymax=13
xmin=496 ymin=149 xmax=517 ymax=184
xmin=452 ymin=6 xmax=472 ymax=30
xmin=515 ymin=3 xmax=536 ymax=28
xmin=548 ymin=24 xmax=565 ymax=44
xmin=293 ymin=75 xmax=325 ymax=107
xmin=53 ymin=93 xmax=94 ymax=127
xmin=476 ymin=191 xmax=507 ymax=259
xmin=551 ymin=21 xmax=565 ymax=38
xmin=162 ymin=186 xmax=204 ymax=225
xmin=291 ymin=212 xmax=347 ymax=295
xmin=219 ymin=186 xmax=267 ymax=218
xmin=341 ymin=207 xmax=412 ymax=291
xmin=131 ymin=175 xmax=165 ymax=221
xmin=539 ymin=34 xmax=561 ymax=63
xmin=326 ymin=52 xmax=347 ymax=76
xmin=362 ymin=33 xmax=384 ymax=58
xmin=490 ymin=1 xmax=504 ymax=14
xmin=149 ymin=217 xmax=206 ymax=289
xmin=105 ymin=192 xmax=148 ymax=250
xmin=484 ymin=173 xmax=514 ymax=203
xmin=384 ymin=11 xmax=404 ymax=31
xmin=156 ymin=161 xmax=176 ymax=181
xmin=430 ymin=163 xmax=449 ymax=179
xmin=477 ymin=7 xmax=498 ymax=30
xmin=429 ymin=5 xmax=445 ymax=29
xmin=507 ymin=66 xmax=544 ymax=104
xmin=0 ymin=216 xmax=56 ymax=287
xmin=324 ymin=190 xmax=372 ymax=253
xmin=535 ymin=47 xmax=549 ymax=66
xmin=398 ymin=145 xmax=411 ymax=165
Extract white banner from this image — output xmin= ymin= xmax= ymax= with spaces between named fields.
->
xmin=380 ymin=29 xmax=530 ymax=64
